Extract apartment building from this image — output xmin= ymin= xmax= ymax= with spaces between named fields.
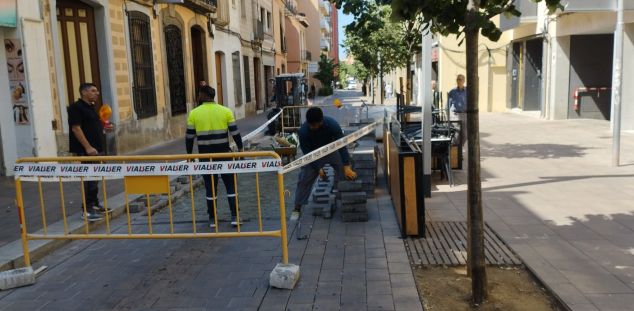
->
xmin=284 ymin=0 xmax=309 ymax=75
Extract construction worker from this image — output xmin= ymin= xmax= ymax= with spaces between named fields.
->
xmin=293 ymin=107 xmax=357 ymax=218
xmin=186 ymin=85 xmax=243 ymax=228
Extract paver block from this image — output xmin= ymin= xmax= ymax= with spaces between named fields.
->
xmin=342 ymin=212 xmax=369 ymax=222
xmin=352 ymin=151 xmax=375 ymax=161
xmin=341 ymin=192 xmax=368 ymax=204
xmin=0 ymin=267 xmax=35 ymax=290
xmin=342 ymin=204 xmax=367 ymax=213
xmin=269 ymin=263 xmax=300 ymax=289
xmin=337 ymin=181 xmax=363 ymax=192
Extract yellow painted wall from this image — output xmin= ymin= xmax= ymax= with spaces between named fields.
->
xmin=437 ymin=21 xmax=509 ymax=112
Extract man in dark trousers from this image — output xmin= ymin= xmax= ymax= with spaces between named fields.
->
xmin=293 ymin=107 xmax=357 ymax=218
xmin=68 ymin=83 xmax=110 ymax=221
xmin=186 ymin=85 xmax=244 ymax=228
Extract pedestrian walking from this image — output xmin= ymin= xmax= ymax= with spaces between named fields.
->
xmin=68 ymin=83 xmax=111 ymax=221
xmin=186 ymin=85 xmax=244 ymax=228
xmin=448 ymin=74 xmax=467 ymax=146
xmin=292 ymin=107 xmax=357 ymax=219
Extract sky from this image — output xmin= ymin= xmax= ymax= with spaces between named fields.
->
xmin=338 ymin=8 xmax=353 ymax=61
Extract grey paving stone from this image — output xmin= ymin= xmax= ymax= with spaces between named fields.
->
xmin=586 ymin=294 xmax=634 ymax=311
xmin=367 ymin=294 xmax=395 ymax=311
xmin=366 ymin=269 xmax=391 ymax=282
xmin=286 ymin=303 xmax=314 ymax=311
xmin=367 ymin=280 xmax=392 ymax=296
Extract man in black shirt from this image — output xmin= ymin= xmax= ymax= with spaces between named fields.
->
xmin=68 ymin=83 xmax=109 ymax=221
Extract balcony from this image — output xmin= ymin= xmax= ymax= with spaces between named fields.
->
xmin=319 ymin=0 xmax=331 ymax=16
xmin=320 ymin=38 xmax=330 ymax=51
xmin=302 ymin=50 xmax=312 ymax=61
xmin=499 ymin=0 xmax=537 ymax=31
xmin=284 ymin=0 xmax=297 ymax=17
xmin=212 ymin=0 xmax=230 ymax=26
xmin=320 ymin=18 xmax=331 ymax=34
xmin=297 ymin=14 xmax=310 ymax=28
xmin=181 ymin=0 xmax=217 ymax=14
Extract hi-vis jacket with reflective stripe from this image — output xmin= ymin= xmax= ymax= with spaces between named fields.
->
xmin=185 ymin=102 xmax=243 ymax=154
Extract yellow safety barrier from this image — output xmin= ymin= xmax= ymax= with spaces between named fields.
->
xmin=14 ymin=151 xmax=289 ymax=269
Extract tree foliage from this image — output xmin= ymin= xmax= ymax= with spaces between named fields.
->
xmin=314 ymin=54 xmax=337 ymax=96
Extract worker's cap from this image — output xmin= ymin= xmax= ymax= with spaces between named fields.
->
xmin=198 ymin=85 xmax=216 ymax=98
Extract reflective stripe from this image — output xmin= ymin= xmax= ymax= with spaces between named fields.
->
xmin=226 ymin=194 xmax=236 ymax=198
xmin=186 ymin=134 xmax=196 ymax=139
xmin=186 ymin=125 xmax=195 ymax=130
xmin=206 ymin=196 xmax=216 ymax=200
xmin=198 ymin=138 xmax=230 ymax=145
xmin=198 ymin=129 xmax=228 ymax=136
xmin=229 ymin=130 xmax=240 ymax=136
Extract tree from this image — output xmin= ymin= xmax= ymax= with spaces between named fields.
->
xmin=343 ymin=3 xmax=409 ymax=103
xmin=336 ymin=0 xmax=564 ymax=305
xmin=314 ymin=54 xmax=337 ymax=96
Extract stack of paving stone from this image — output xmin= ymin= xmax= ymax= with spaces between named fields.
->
xmin=337 ymin=180 xmax=368 ymax=222
xmin=351 ymin=147 xmax=377 ymax=197
xmin=307 ymin=165 xmax=336 ymax=219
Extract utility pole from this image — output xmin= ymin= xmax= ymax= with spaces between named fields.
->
xmin=420 ymin=33 xmax=432 ymax=197
xmin=611 ymin=0 xmax=624 ymax=167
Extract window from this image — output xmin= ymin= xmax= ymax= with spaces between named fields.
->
xmin=164 ymin=25 xmax=186 ymax=115
xmin=243 ymin=56 xmax=251 ymax=103
xmin=232 ymin=51 xmax=242 ymax=106
xmin=266 ymin=11 xmax=272 ymax=31
xmin=128 ymin=11 xmax=157 ymax=119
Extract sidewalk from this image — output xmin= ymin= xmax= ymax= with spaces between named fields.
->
xmin=0 ymin=111 xmax=269 ymax=248
xmin=428 ymin=112 xmax=634 ymax=311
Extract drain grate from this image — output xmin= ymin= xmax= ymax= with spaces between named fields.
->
xmin=406 ymin=221 xmax=521 ymax=266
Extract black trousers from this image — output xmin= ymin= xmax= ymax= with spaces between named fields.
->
xmin=75 ymin=152 xmax=100 ymax=211
xmin=198 ymin=155 xmax=237 ymax=219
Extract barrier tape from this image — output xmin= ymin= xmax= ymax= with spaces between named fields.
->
xmin=241 ymin=110 xmax=282 ymax=142
xmin=14 ymin=159 xmax=283 ymax=180
xmin=282 ymin=121 xmax=380 ymax=174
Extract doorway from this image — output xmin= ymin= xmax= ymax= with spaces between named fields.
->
xmin=510 ymin=41 xmax=522 ymax=109
xmin=56 ymin=0 xmax=102 ymax=105
xmin=254 ymin=57 xmax=262 ymax=110
xmin=190 ymin=26 xmax=208 ymax=97
xmin=523 ymin=39 xmax=542 ymax=111
xmin=215 ymin=52 xmax=224 ymax=105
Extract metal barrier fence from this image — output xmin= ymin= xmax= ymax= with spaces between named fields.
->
xmin=13 ymin=151 xmax=289 ymax=268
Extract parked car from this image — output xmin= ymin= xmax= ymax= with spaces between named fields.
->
xmin=347 ymin=81 xmax=357 ymax=90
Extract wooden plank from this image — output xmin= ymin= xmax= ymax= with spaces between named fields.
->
xmin=447 ymin=221 xmax=467 ymax=265
xmin=403 ymin=158 xmax=418 ymax=236
xmin=422 ymin=226 xmax=441 ymax=265
xmin=438 ymin=222 xmax=467 ymax=265
xmin=483 ymin=225 xmax=514 ymax=265
xmin=430 ymin=222 xmax=460 ymax=265
xmin=426 ymin=223 xmax=451 ymax=265
xmin=412 ymin=239 xmax=430 ymax=266
xmin=485 ymin=223 xmax=522 ymax=265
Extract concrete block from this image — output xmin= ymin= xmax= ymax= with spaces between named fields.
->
xmin=341 ymin=192 xmax=368 ymax=204
xmin=337 ymin=181 xmax=363 ymax=192
xmin=342 ymin=212 xmax=369 ymax=222
xmin=269 ymin=263 xmax=300 ymax=289
xmin=0 ymin=267 xmax=35 ymax=290
xmin=128 ymin=201 xmax=145 ymax=213
xmin=341 ymin=203 xmax=367 ymax=213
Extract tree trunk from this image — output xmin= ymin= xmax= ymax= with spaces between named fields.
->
xmin=406 ymin=58 xmax=412 ymax=105
xmin=466 ymin=0 xmax=487 ymax=305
